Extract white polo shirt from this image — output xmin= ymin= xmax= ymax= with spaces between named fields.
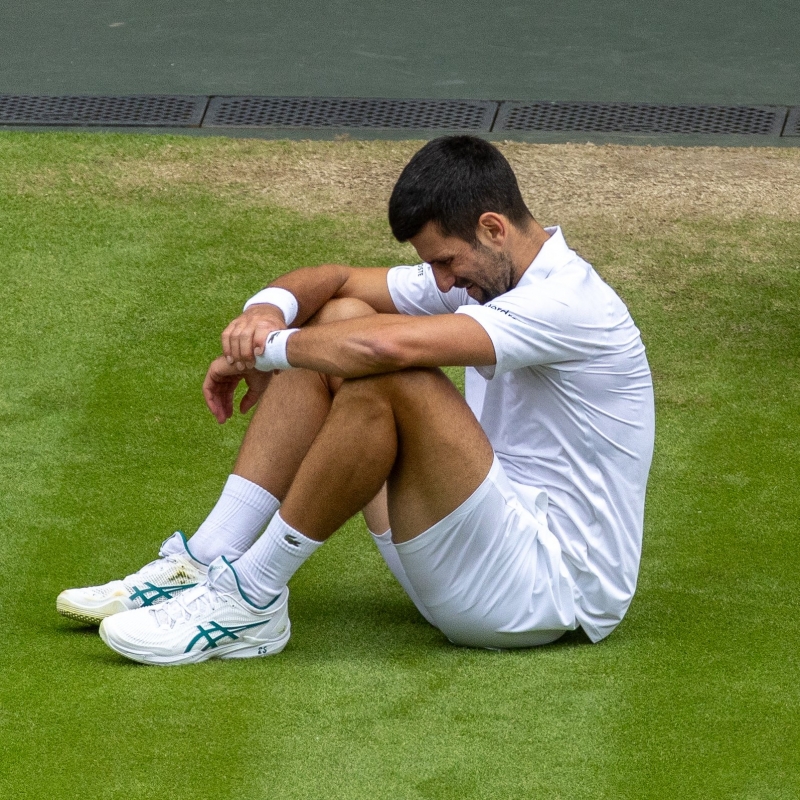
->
xmin=387 ymin=227 xmax=655 ymax=642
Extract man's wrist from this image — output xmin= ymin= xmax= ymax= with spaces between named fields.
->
xmin=254 ymin=329 xmax=299 ymax=372
xmin=243 ymin=287 xmax=299 ymax=326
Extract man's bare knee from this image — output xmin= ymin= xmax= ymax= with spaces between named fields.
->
xmin=333 ymin=368 xmax=491 ymax=543
xmin=307 ymin=297 xmax=377 ymax=327
xmin=344 ymin=367 xmax=457 ymax=401
xmin=332 ymin=369 xmax=467 ymax=425
xmin=331 ymin=371 xmax=395 ymax=405
xmin=301 ymin=298 xmax=378 ymax=394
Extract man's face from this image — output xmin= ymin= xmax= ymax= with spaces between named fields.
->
xmin=408 ymin=222 xmax=516 ymax=305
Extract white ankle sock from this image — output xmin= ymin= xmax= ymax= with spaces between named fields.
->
xmin=370 ymin=528 xmax=435 ymax=625
xmin=233 ymin=512 xmax=323 ymax=605
xmin=186 ymin=475 xmax=280 ymax=564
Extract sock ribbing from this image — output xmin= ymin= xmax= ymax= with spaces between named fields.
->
xmin=233 ymin=512 xmax=323 ymax=605
xmin=186 ymin=475 xmax=280 ymax=564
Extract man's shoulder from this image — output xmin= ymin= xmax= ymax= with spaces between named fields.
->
xmin=481 ymin=261 xmax=634 ymax=348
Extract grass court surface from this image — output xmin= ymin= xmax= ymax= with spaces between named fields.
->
xmin=1 ymin=133 xmax=798 ymax=799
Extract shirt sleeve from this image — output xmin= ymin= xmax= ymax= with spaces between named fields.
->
xmin=455 ymin=284 xmax=603 ymax=379
xmin=387 ymin=264 xmax=470 ymax=316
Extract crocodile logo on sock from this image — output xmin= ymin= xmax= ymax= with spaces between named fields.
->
xmin=129 ymin=582 xmax=197 ymax=606
xmin=185 ymin=621 xmax=266 ymax=653
xmin=284 ymin=534 xmax=301 ymax=547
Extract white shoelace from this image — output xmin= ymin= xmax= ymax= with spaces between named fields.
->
xmin=151 ymin=582 xmax=222 ymax=628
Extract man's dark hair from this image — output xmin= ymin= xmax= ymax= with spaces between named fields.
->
xmin=388 ymin=136 xmax=533 ymax=244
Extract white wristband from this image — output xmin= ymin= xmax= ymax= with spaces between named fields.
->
xmin=243 ymin=287 xmax=299 ymax=326
xmin=254 ymin=328 xmax=299 ymax=372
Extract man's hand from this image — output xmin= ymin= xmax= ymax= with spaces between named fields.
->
xmin=202 ymin=356 xmax=273 ymax=424
xmin=221 ymin=305 xmax=286 ymax=370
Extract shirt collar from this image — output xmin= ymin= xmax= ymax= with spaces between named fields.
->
xmin=516 ymin=226 xmax=573 ymax=286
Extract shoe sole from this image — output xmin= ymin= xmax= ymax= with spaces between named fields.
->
xmin=98 ymin=620 xmax=291 ymax=666
xmin=56 ymin=597 xmax=129 ymax=626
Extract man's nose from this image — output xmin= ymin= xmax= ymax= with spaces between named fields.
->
xmin=431 ymin=266 xmax=455 ymax=292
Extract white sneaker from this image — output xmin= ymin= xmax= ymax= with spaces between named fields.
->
xmin=56 ymin=532 xmax=207 ymax=625
xmin=98 ymin=557 xmax=290 ymax=665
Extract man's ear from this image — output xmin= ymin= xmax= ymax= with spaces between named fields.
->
xmin=476 ymin=212 xmax=508 ymax=248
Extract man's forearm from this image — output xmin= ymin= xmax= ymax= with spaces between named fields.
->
xmin=223 ymin=263 xmax=388 ymax=370
xmin=253 ymin=263 xmax=396 ymax=323
xmin=277 ymin=314 xmax=496 ymax=378
xmin=283 ymin=316 xmax=407 ymax=377
xmin=222 ymin=264 xmax=399 ymax=371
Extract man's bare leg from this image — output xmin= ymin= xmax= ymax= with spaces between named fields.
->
xmin=281 ymin=369 xmax=493 ymax=542
xmin=232 ymin=367 xmax=495 ymax=603
xmin=232 ymin=368 xmax=336 ymax=501
xmin=186 ymin=299 xmax=376 ymax=562
xmin=233 ymin=296 xmax=378 ymax=499
xmin=362 ymin=484 xmax=390 ymax=536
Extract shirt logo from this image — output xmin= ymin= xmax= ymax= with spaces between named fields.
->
xmin=486 ymin=304 xmax=517 ymax=319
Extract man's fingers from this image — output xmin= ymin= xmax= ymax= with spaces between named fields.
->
xmin=222 ymin=322 xmax=253 ymax=368
xmin=239 ymin=387 xmax=258 ymax=415
xmin=235 ymin=321 xmax=277 ymax=365
xmin=202 ymin=376 xmax=233 ymax=423
xmin=231 ymin=324 xmax=248 ymax=369
xmin=203 ymin=355 xmax=271 ymax=422
xmin=203 ymin=357 xmax=244 ymax=423
xmin=252 ymin=322 xmax=274 ymax=357
xmin=233 ymin=327 xmax=252 ymax=367
xmin=222 ymin=309 xmax=287 ymax=365
xmin=239 ymin=370 xmax=273 ymax=414
xmin=221 ymin=320 xmax=238 ymax=364
xmin=222 ymin=320 xmax=252 ymax=365
xmin=203 ymin=384 xmax=227 ymax=423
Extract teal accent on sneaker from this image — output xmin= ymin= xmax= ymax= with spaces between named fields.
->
xmin=221 ymin=556 xmax=280 ymax=611
xmin=185 ymin=620 xmax=266 ymax=653
xmin=128 ymin=582 xmax=198 ymax=606
xmin=176 ymin=531 xmax=208 ymax=567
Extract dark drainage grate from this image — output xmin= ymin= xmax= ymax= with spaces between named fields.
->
xmin=0 ymin=95 xmax=209 ymax=127
xmin=0 ymin=94 xmax=794 ymax=138
xmin=784 ymin=108 xmax=800 ymax=136
xmin=204 ymin=96 xmax=498 ymax=130
xmin=495 ymin=102 xmax=786 ymax=136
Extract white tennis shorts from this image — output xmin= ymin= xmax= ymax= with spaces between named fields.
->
xmin=392 ymin=457 xmax=579 ymax=648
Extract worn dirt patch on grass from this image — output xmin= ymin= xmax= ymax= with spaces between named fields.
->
xmin=7 ymin=136 xmax=799 ymax=230
xmin=5 ymin=134 xmax=798 ymax=295
xmin=87 ymin=139 xmax=800 ymax=226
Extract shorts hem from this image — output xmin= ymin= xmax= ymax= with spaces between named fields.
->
xmin=394 ymin=457 xmax=503 ymax=557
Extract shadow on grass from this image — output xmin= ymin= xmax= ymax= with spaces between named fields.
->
xmin=56 ymin=623 xmax=99 ymax=638
xmin=50 ymin=577 xmax=597 ymax=672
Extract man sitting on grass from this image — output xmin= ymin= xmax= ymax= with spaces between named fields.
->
xmin=57 ymin=135 xmax=655 ymax=665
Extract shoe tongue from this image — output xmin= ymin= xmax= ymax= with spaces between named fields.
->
xmin=159 ymin=531 xmax=187 ymax=558
xmin=207 ymin=557 xmax=237 ymax=593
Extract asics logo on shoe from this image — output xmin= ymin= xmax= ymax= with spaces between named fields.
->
xmin=185 ymin=621 xmax=266 ymax=653
xmin=284 ymin=534 xmax=301 ymax=547
xmin=128 ymin=582 xmax=197 ymax=607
